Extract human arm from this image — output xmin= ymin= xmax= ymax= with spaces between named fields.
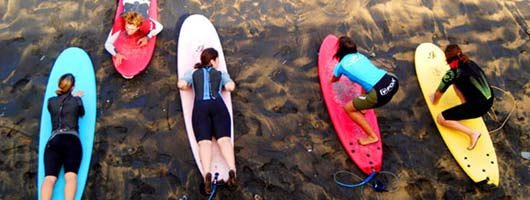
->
xmin=178 ymin=70 xmax=193 ymax=90
xmin=330 ymin=62 xmax=342 ymax=83
xmin=221 ymin=71 xmax=235 ymax=91
xmin=330 ymin=75 xmax=340 ymax=83
xmin=430 ymin=90 xmax=443 ymax=105
xmin=431 ymin=69 xmax=456 ymax=105
xmin=105 ymin=30 xmax=127 ymax=65
xmin=138 ymin=18 xmax=163 ymax=47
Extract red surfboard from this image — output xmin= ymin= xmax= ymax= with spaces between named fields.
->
xmin=111 ymin=0 xmax=158 ymax=78
xmin=318 ymin=34 xmax=382 ymax=174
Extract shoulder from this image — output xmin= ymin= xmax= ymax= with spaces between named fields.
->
xmin=48 ymin=96 xmax=58 ymax=102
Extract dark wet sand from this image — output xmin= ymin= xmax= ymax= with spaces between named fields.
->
xmin=1 ymin=0 xmax=529 ymax=199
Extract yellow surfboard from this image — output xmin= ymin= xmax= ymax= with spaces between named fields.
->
xmin=414 ymin=43 xmax=499 ymax=186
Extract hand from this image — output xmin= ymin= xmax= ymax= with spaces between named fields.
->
xmin=177 ymin=80 xmax=189 ymax=89
xmin=115 ymin=53 xmax=127 ymax=66
xmin=430 ymin=93 xmax=437 ymax=105
xmin=73 ymin=90 xmax=84 ymax=97
xmin=137 ymin=36 xmax=148 ymax=47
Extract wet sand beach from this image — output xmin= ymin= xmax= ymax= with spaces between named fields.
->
xmin=1 ymin=0 xmax=529 ymax=199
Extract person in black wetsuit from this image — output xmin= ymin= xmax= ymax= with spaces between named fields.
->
xmin=41 ymin=73 xmax=85 ymax=200
xmin=178 ymin=48 xmax=237 ymax=194
xmin=431 ymin=44 xmax=494 ymax=150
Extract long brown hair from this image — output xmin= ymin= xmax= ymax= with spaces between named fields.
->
xmin=334 ymin=36 xmax=358 ymax=61
xmin=444 ymin=44 xmax=470 ymax=64
xmin=194 ymin=48 xmax=219 ymax=69
xmin=55 ymin=73 xmax=75 ymax=95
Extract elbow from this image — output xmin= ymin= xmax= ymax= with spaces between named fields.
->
xmin=224 ymin=82 xmax=235 ymax=91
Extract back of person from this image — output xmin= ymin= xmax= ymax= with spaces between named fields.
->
xmin=453 ymin=60 xmax=493 ymax=103
xmin=191 ymin=67 xmax=223 ymax=101
xmin=48 ymin=93 xmax=84 ymax=132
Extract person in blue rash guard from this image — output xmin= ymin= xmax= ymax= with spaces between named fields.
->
xmin=431 ymin=44 xmax=494 ymax=150
xmin=177 ymin=48 xmax=237 ymax=194
xmin=331 ymin=36 xmax=399 ymax=146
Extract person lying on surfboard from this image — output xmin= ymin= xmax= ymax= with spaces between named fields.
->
xmin=430 ymin=44 xmax=494 ymax=150
xmin=41 ymin=74 xmax=85 ymax=200
xmin=331 ymin=36 xmax=399 ymax=145
xmin=177 ymin=48 xmax=237 ymax=194
xmin=104 ymin=0 xmax=163 ymax=68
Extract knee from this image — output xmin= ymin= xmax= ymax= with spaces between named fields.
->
xmin=344 ymin=103 xmax=357 ymax=113
xmin=44 ymin=176 xmax=57 ymax=184
xmin=64 ymin=172 xmax=77 ymax=182
xmin=437 ymin=114 xmax=446 ymax=125
xmin=217 ymin=137 xmax=231 ymax=144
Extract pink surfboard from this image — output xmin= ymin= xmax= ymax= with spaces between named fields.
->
xmin=318 ymin=35 xmax=382 ymax=174
xmin=111 ymin=0 xmax=158 ymax=78
xmin=177 ymin=14 xmax=234 ymax=182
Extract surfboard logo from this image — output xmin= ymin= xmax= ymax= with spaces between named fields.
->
xmin=195 ymin=44 xmax=205 ymax=53
xmin=428 ymin=51 xmax=436 ymax=60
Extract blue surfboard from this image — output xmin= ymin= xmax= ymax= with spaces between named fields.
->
xmin=37 ymin=47 xmax=96 ymax=200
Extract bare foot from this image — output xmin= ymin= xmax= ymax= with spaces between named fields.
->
xmin=467 ymin=132 xmax=481 ymax=150
xmin=358 ymin=136 xmax=378 ymax=145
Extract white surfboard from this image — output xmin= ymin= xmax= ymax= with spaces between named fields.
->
xmin=177 ymin=14 xmax=234 ymax=182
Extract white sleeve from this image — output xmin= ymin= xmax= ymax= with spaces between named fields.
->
xmin=146 ymin=18 xmax=163 ymax=39
xmin=104 ymin=30 xmax=120 ymax=56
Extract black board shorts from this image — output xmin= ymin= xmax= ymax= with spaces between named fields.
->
xmin=442 ymin=97 xmax=494 ymax=120
xmin=44 ymin=134 xmax=82 ymax=177
xmin=353 ymin=73 xmax=399 ymax=110
xmin=192 ymin=99 xmax=231 ymax=142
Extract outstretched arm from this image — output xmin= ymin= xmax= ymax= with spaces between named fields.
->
xmin=430 ymin=90 xmax=443 ymax=105
xmin=224 ymin=81 xmax=235 ymax=92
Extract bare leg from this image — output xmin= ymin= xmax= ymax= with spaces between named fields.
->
xmin=217 ymin=137 xmax=237 ymax=186
xmin=41 ymin=176 xmax=57 ymax=200
xmin=437 ymin=114 xmax=481 ymax=150
xmin=217 ymin=137 xmax=236 ymax=171
xmin=345 ymin=102 xmax=378 ymax=145
xmin=198 ymin=140 xmax=212 ymax=174
xmin=198 ymin=140 xmax=213 ymax=193
xmin=64 ymin=172 xmax=77 ymax=200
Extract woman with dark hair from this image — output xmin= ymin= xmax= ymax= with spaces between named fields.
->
xmin=431 ymin=44 xmax=493 ymax=150
xmin=177 ymin=48 xmax=236 ymax=194
xmin=41 ymin=73 xmax=85 ymax=200
xmin=331 ymin=36 xmax=399 ymax=145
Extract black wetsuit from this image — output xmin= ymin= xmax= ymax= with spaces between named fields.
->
xmin=438 ymin=60 xmax=494 ymax=120
xmin=44 ymin=93 xmax=84 ymax=176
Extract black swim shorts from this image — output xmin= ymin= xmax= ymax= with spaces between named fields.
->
xmin=192 ymin=99 xmax=231 ymax=142
xmin=44 ymin=134 xmax=82 ymax=177
xmin=442 ymin=97 xmax=493 ymax=120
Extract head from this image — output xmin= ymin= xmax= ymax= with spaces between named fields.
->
xmin=444 ymin=44 xmax=470 ymax=69
xmin=334 ymin=36 xmax=358 ymax=60
xmin=55 ymin=73 xmax=75 ymax=95
xmin=122 ymin=11 xmax=144 ymax=35
xmin=194 ymin=48 xmax=219 ymax=69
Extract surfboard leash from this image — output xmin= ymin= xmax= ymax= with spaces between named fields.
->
xmin=207 ymin=173 xmax=219 ymax=200
xmin=333 ymin=169 xmax=400 ymax=193
xmin=488 ymin=85 xmax=516 ymax=134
